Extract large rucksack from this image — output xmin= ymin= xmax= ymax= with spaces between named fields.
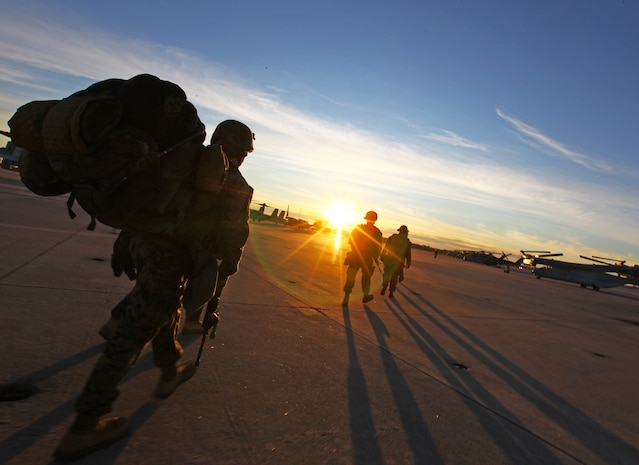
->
xmin=8 ymin=74 xmax=227 ymax=233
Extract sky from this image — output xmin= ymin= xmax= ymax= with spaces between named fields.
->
xmin=0 ymin=0 xmax=638 ymax=263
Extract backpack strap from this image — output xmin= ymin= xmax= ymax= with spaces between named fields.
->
xmin=66 ymin=192 xmax=77 ymax=219
xmin=65 ymin=192 xmax=97 ymax=230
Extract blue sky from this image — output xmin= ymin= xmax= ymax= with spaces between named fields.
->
xmin=1 ymin=0 xmax=638 ymax=263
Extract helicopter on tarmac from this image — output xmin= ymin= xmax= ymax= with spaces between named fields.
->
xmin=459 ymin=251 xmax=517 ymax=272
xmin=249 ymin=202 xmax=286 ymax=224
xmin=520 ymin=251 xmax=639 ymax=291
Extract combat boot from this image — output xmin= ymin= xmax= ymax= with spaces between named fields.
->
xmin=362 ymin=294 xmax=374 ymax=303
xmin=154 ymin=361 xmax=197 ymax=399
xmin=54 ymin=415 xmax=130 ymax=462
xmin=380 ymin=284 xmax=387 ymax=295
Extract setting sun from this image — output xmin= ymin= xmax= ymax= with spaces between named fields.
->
xmin=324 ymin=200 xmax=357 ymax=229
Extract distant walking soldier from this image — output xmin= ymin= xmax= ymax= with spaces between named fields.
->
xmin=380 ymin=225 xmax=412 ymax=298
xmin=342 ymin=211 xmax=383 ymax=305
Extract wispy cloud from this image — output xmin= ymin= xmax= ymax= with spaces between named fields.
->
xmin=423 ymin=129 xmax=488 ymax=152
xmin=496 ymin=108 xmax=613 ymax=173
xmin=0 ymin=11 xmax=637 ymax=261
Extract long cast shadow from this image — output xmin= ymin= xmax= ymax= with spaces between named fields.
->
xmin=364 ymin=305 xmax=444 ymax=465
xmin=401 ymin=285 xmax=639 ymax=464
xmin=1 ymin=397 xmax=76 ymax=462
xmin=5 ymin=343 xmax=104 ymax=391
xmin=0 ymin=344 xmax=164 ymax=463
xmin=342 ymin=304 xmax=384 ymax=465
xmin=385 ymin=296 xmax=565 ymax=464
xmin=0 ymin=345 xmax=104 ymax=460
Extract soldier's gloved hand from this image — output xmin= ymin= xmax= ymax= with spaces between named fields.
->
xmin=204 ymin=311 xmax=220 ymax=340
xmin=203 ymin=311 xmax=219 ymax=331
xmin=203 ymin=296 xmax=220 ymax=339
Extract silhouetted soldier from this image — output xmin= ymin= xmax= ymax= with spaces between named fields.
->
xmin=55 ymin=120 xmax=256 ymax=462
xmin=380 ymin=225 xmax=412 ymax=298
xmin=342 ymin=211 xmax=383 ymax=305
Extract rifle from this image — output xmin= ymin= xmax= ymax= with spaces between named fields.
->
xmin=195 ymin=296 xmax=220 ymax=367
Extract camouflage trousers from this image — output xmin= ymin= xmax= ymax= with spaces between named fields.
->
xmin=343 ymin=259 xmax=375 ymax=296
xmin=75 ymin=234 xmax=188 ymax=417
xmin=382 ymin=260 xmax=403 ymax=293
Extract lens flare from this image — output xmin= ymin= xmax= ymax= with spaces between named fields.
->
xmin=248 ymin=225 xmax=348 ymax=306
xmin=324 ymin=200 xmax=357 ymax=250
xmin=324 ymin=200 xmax=357 ymax=229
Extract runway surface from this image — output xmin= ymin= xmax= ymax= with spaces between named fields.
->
xmin=1 ymin=168 xmax=638 ymax=464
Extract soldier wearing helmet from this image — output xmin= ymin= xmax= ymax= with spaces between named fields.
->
xmin=182 ymin=120 xmax=255 ymax=332
xmin=342 ymin=211 xmax=383 ymax=305
xmin=100 ymin=119 xmax=256 ymax=337
xmin=57 ymin=90 xmax=223 ymax=461
xmin=211 ymin=119 xmax=254 ymax=167
xmin=380 ymin=225 xmax=412 ymax=298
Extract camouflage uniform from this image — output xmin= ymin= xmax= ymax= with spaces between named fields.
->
xmin=212 ymin=163 xmax=253 ymax=284
xmin=380 ymin=230 xmax=412 ymax=296
xmin=76 ymin=234 xmax=189 ymax=416
xmin=182 ymin=163 xmax=253 ymax=315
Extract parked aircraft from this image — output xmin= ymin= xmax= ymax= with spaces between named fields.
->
xmin=249 ymin=202 xmax=287 ymax=224
xmin=0 ymin=139 xmax=24 ymax=170
xmin=520 ymin=251 xmax=639 ymax=290
xmin=285 ymin=217 xmax=311 ymax=229
xmin=460 ymin=251 xmax=518 ymax=271
xmin=267 ymin=209 xmax=287 ymax=224
xmin=250 ymin=202 xmax=325 ymax=230
xmin=580 ymin=255 xmax=626 ymax=267
xmin=286 ymin=218 xmax=327 ymax=232
xmin=520 ymin=251 xmax=563 ymax=267
xmin=249 ymin=202 xmax=268 ymax=221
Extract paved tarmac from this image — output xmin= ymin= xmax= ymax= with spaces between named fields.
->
xmin=1 ymin=168 xmax=638 ymax=465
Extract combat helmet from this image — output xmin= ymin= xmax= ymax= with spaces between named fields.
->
xmin=211 ymin=120 xmax=254 ymax=159
xmin=364 ymin=211 xmax=378 ymax=221
xmin=398 ymin=225 xmax=409 ymax=233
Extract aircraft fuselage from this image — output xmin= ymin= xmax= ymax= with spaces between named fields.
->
xmin=534 ymin=266 xmax=629 ymax=290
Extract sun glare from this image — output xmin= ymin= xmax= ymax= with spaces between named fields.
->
xmin=324 ymin=200 xmax=357 ymax=251
xmin=324 ymin=200 xmax=357 ymax=229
